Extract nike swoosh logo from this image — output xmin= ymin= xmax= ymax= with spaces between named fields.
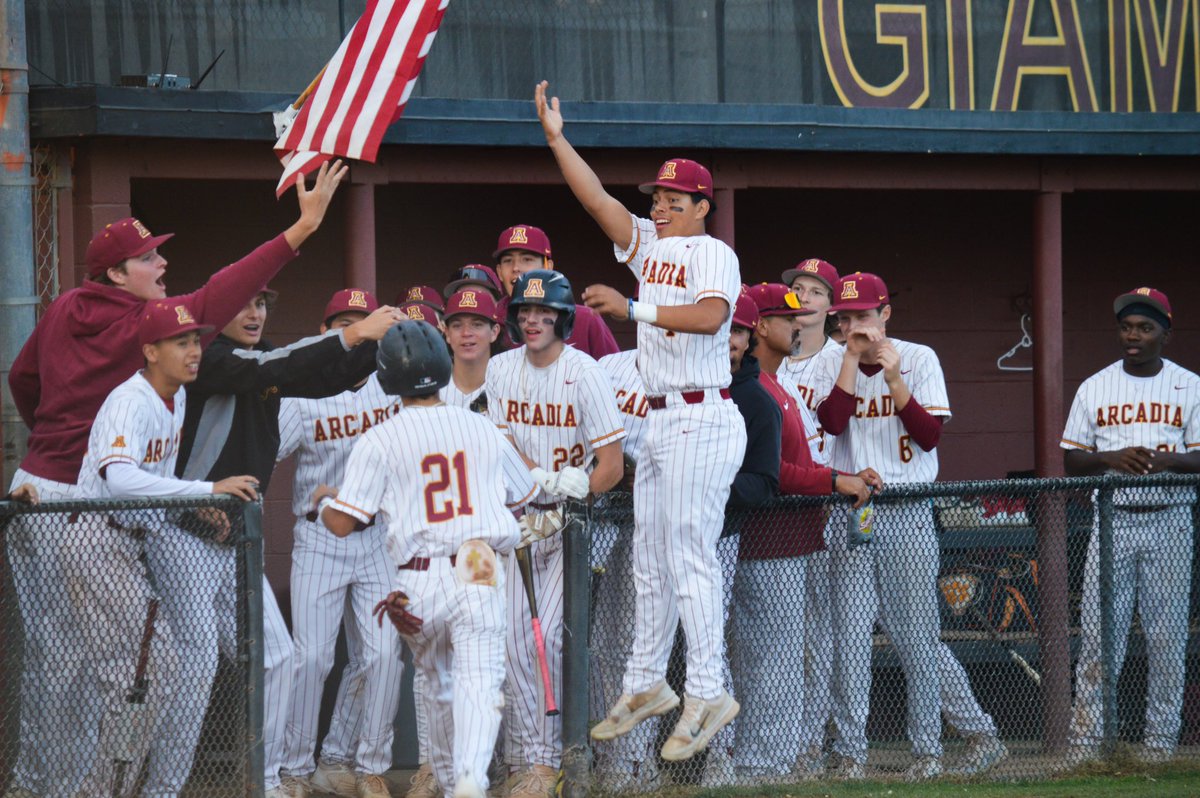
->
xmin=681 ymin=429 xmax=694 ymax=435
xmin=565 ymin=380 xmax=576 ymax=385
xmin=901 ymin=370 xmax=912 ymax=375
xmin=1176 ymin=386 xmax=1187 ymax=390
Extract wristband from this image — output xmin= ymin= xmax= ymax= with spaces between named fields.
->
xmin=630 ymin=300 xmax=658 ymax=324
xmin=831 ymin=470 xmax=839 ymax=492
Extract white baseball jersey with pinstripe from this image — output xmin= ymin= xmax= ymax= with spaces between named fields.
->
xmin=441 ymin=377 xmax=486 ymax=410
xmin=599 ymin=349 xmax=650 ymax=463
xmin=778 ymin=337 xmax=844 ymax=413
xmin=276 ymin=373 xmax=406 ymax=778
xmin=611 ymin=212 xmax=746 ymax=708
xmin=331 ymin=403 xmax=536 ymax=795
xmin=486 ymin=344 xmax=626 ymax=769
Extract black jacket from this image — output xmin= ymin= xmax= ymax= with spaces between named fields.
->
xmin=727 ymin=354 xmax=782 ymax=508
xmin=177 ymin=331 xmax=377 ymax=491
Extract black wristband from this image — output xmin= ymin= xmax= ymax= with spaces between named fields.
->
xmin=831 ymin=469 xmax=839 ymax=491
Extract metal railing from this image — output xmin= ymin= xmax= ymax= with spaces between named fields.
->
xmin=1 ymin=496 xmax=264 ymax=797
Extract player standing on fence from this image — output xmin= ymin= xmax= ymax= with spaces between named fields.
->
xmin=492 ymin=224 xmax=621 ymax=358
xmin=320 ymin=320 xmax=538 ymax=798
xmin=1060 ymin=287 xmax=1200 ymax=767
xmin=812 ymin=272 xmax=1005 ymax=780
xmin=275 ymin=289 xmax=407 ymax=797
xmin=535 ymin=81 xmax=748 ymax=761
xmin=72 ymin=299 xmax=259 ymax=796
xmin=4 ymin=162 xmax=346 ymax=798
xmin=176 ymin=284 xmax=400 ymax=798
xmin=486 ymin=270 xmax=626 ymax=797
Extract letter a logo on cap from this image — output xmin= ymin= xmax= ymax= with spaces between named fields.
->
xmin=841 ymin=280 xmax=859 ymax=300
xmin=406 ymin=306 xmax=426 ymax=321
xmin=350 ymin=290 xmax=368 ymax=308
xmin=406 ymin=287 xmax=422 ymax=301
xmin=803 ymin=259 xmax=820 ymax=272
xmin=460 ymin=290 xmax=478 ymax=308
xmin=1137 ymin=287 xmax=1151 ymax=296
xmin=524 ymin=278 xmax=545 ymax=299
xmin=660 ymin=161 xmax=678 ymax=179
xmin=132 ymin=219 xmax=152 ymax=240
xmin=175 ymin=305 xmax=196 ymax=325
xmin=509 ymin=227 xmax=528 ymax=245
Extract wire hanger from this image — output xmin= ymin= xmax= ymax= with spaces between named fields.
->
xmin=996 ymin=314 xmax=1033 ymax=372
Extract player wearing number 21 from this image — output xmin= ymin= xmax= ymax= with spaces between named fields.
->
xmin=484 ymin=270 xmax=625 ymax=798
xmin=319 ymin=321 xmax=538 ymax=798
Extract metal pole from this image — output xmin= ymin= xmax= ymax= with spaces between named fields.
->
xmin=1031 ymin=190 xmax=1070 ymax=752
xmin=560 ymin=505 xmax=592 ymax=798
xmin=240 ymin=500 xmax=266 ymax=797
xmin=1096 ymin=484 xmax=1118 ymax=756
xmin=0 ymin=0 xmax=37 ymax=490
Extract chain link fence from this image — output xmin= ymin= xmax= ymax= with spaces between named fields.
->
xmin=1 ymin=496 xmax=264 ymax=797
xmin=31 ymin=144 xmax=65 ymax=317
xmin=579 ymin=473 xmax=1200 ymax=790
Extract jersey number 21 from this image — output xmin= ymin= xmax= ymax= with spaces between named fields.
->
xmin=422 ymin=451 xmax=474 ymax=523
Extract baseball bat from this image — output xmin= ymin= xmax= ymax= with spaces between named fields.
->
xmin=939 ymin=574 xmax=1040 ymax=686
xmin=112 ymin=597 xmax=160 ymax=797
xmin=515 ymin=545 xmax=559 ymax=716
xmin=967 ymin=604 xmax=1042 ymax=686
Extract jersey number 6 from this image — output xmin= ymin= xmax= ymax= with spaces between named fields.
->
xmin=422 ymin=451 xmax=474 ymax=523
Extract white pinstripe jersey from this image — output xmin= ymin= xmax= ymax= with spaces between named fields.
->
xmin=774 ymin=375 xmax=827 ymax=466
xmin=1061 ymin=359 xmax=1200 ymax=505
xmin=486 ymin=345 xmax=626 ymax=498
xmin=440 ymin=377 xmax=486 ymax=410
xmin=333 ymin=404 xmax=537 ymax=565
xmin=615 ymin=213 xmax=741 ymax=394
xmin=778 ymin=338 xmax=843 ymax=459
xmin=810 ymin=338 xmax=950 ymax=483
xmin=599 ymin=349 xmax=650 ymax=462
xmin=277 ymin=373 xmax=402 ymax=518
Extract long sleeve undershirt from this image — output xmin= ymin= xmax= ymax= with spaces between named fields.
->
xmin=105 ymin=462 xmax=212 ymax=497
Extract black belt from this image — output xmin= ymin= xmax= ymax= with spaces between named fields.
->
xmin=529 ymin=502 xmax=562 ymax=511
xmin=398 ymin=555 xmax=458 ymax=571
xmin=1118 ymin=505 xmax=1171 ymax=514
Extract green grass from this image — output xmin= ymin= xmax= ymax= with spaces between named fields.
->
xmin=610 ymin=760 xmax=1200 ymax=798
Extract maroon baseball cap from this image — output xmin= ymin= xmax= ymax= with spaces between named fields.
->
xmin=444 ymin=288 xmax=499 ymax=323
xmin=86 ymin=217 xmax=174 ymax=278
xmin=1114 ymin=287 xmax=1172 ymax=323
xmin=732 ymin=290 xmax=760 ymax=330
xmin=444 ymin=264 xmax=504 ymax=298
xmin=493 ymin=225 xmax=553 ymax=260
xmin=781 ymin=258 xmax=840 ymax=293
xmin=639 ymin=158 xmax=714 ymax=200
xmin=398 ymin=285 xmax=445 ymax=314
xmin=830 ymin=272 xmax=890 ymax=312
xmin=138 ymin=299 xmax=213 ymax=346
xmin=746 ymin=283 xmax=815 ymax=317
xmin=324 ymin=288 xmax=379 ymax=325
xmin=398 ymin=302 xmax=441 ymax=330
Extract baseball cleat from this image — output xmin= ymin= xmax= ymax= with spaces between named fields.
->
xmin=590 ymin=680 xmax=680 ymax=741
xmin=660 ymin=691 xmax=740 ymax=761
xmin=406 ymin=763 xmax=440 ymax=798
xmin=311 ymin=760 xmax=358 ymax=798
xmin=504 ymin=765 xmax=557 ymax=798
xmin=948 ymin=734 xmax=1008 ymax=776
xmin=354 ymin=772 xmax=391 ymax=798
xmin=825 ymin=752 xmax=865 ymax=781
xmin=903 ymin=755 xmax=943 ymax=782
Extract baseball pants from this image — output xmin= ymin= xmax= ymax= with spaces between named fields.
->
xmin=504 ymin=534 xmax=565 ymax=768
xmin=283 ymin=519 xmax=403 ymax=776
xmin=400 ymin=556 xmax=507 ymax=796
xmin=799 ymin=548 xmax=834 ymax=753
xmin=624 ymin=400 xmax=746 ymax=700
xmin=730 ymin=556 xmax=806 ymax=776
xmin=1070 ymin=505 xmax=1193 ymax=751
xmin=6 ymin=469 xmax=94 ymax=797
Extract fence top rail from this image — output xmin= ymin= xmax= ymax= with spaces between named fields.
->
xmin=0 ymin=494 xmax=254 ymax=518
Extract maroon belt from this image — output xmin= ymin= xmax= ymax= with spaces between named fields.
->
xmin=646 ymin=388 xmax=731 ymax=410
xmin=398 ymin=555 xmax=458 ymax=571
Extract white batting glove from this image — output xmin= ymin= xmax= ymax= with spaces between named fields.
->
xmin=518 ymin=508 xmax=567 ymax=547
xmin=529 ymin=466 xmax=589 ymax=500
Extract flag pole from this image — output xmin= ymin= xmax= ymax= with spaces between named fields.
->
xmin=292 ymin=66 xmax=327 ymax=110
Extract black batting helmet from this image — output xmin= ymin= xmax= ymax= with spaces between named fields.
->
xmin=376 ymin=319 xmax=451 ymax=397
xmin=507 ymin=269 xmax=576 ymax=343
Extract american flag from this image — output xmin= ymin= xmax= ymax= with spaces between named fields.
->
xmin=273 ymin=0 xmax=450 ymax=197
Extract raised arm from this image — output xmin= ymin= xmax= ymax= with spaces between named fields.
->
xmin=536 ymin=81 xmax=633 ymax=250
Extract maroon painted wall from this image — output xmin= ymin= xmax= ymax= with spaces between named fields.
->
xmin=132 ymin=178 xmax=1200 ymax=586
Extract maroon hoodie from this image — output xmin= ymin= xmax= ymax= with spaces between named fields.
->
xmin=9 ymin=234 xmax=298 ymax=484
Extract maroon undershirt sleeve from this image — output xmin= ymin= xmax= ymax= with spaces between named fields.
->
xmin=897 ymin=398 xmax=944 ymax=450
xmin=817 ymin=385 xmax=856 ymax=436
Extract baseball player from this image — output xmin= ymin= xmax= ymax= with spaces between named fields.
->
xmin=71 ymin=299 xmax=259 ymax=796
xmin=441 ymin=289 xmax=502 ymax=410
xmin=811 ymin=272 xmax=1004 ymax=780
xmin=1060 ymin=287 xmax=1200 ymax=766
xmin=537 ymin=80 xmax=747 ymax=761
xmin=492 ymin=224 xmax=621 ymax=358
xmin=486 ymin=270 xmax=626 ymax=797
xmin=774 ymin=259 xmax=842 ymax=773
xmin=275 ymin=289 xmax=407 ymax=797
xmin=4 ymin=161 xmax=345 ymax=798
xmin=727 ymin=285 xmax=875 ymax=781
xmin=319 ymin=320 xmax=538 ymax=798
xmin=177 ymin=287 xmax=399 ymax=798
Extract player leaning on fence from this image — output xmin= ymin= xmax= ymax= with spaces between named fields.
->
xmin=1059 ymin=287 xmax=1200 ymax=768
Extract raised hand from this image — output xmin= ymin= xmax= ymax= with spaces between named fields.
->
xmin=285 ymin=159 xmax=350 ymax=250
xmin=535 ymin=80 xmax=564 ymax=144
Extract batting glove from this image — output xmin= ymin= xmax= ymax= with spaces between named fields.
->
xmin=530 ymin=466 xmax=589 ymax=500
xmin=518 ymin=508 xmax=567 ymax=547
